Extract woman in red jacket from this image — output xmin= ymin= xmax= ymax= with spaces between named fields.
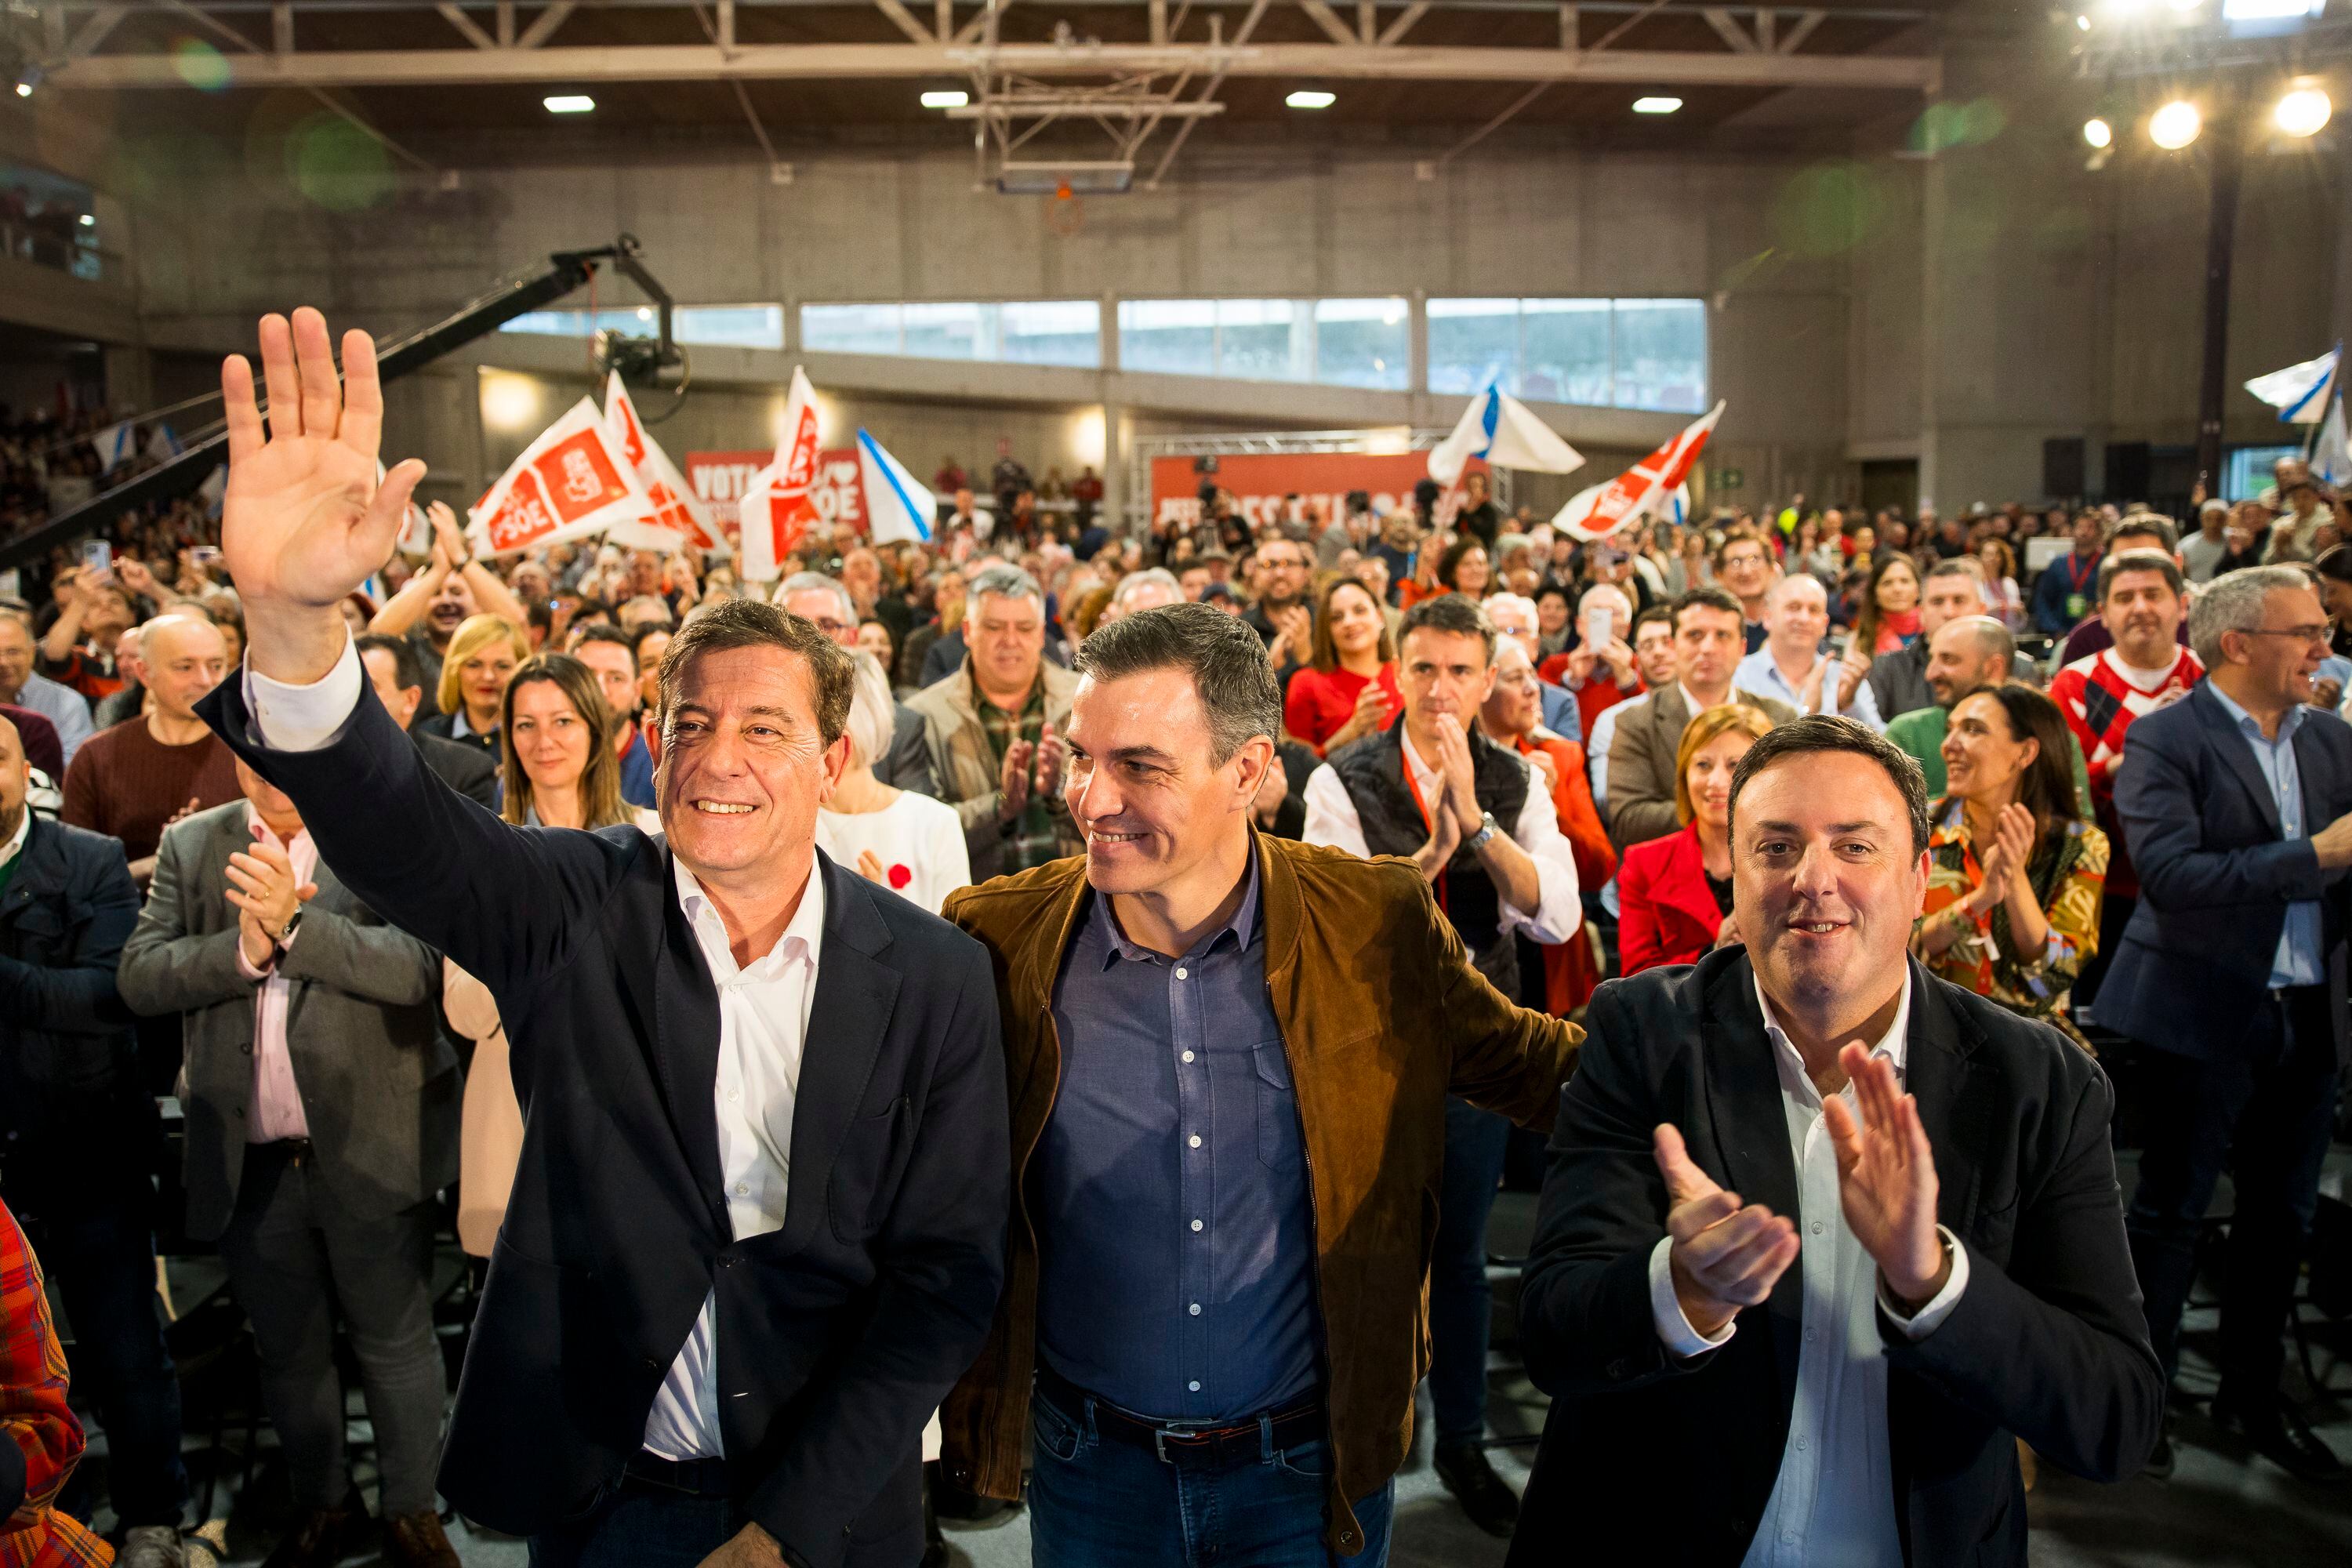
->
xmin=1283 ymin=575 xmax=1403 ymax=757
xmin=1617 ymin=702 xmax=1773 ymax=975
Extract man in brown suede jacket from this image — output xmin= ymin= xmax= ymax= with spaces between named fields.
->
xmin=938 ymin=603 xmax=1579 ymax=1566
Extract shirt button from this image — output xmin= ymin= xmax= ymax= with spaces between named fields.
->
xmin=1783 ymin=1530 xmax=1798 ymax=1544
xmin=1175 ymin=967 xmax=1189 ymax=979
xmin=1189 ymin=1134 xmax=1202 ymax=1149
xmin=728 ymin=1090 xmax=741 ymax=1103
xmin=1795 ymin=1437 xmax=1809 ymax=1451
xmin=1181 ymin=1051 xmax=1196 ymax=1063
xmin=734 ymin=1183 xmax=749 ymax=1196
xmin=1809 ymin=1221 xmax=1824 ymax=1236
xmin=1189 ymin=1381 xmax=1200 ymax=1392
xmin=1189 ymin=1302 xmax=1201 ymax=1316
xmin=1191 ymin=1219 xmax=1203 ymax=1232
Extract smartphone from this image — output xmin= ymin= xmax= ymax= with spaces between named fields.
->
xmin=79 ymin=539 xmax=112 ymax=580
xmin=1581 ymin=606 xmax=1614 ymax=652
xmin=190 ymin=544 xmax=222 ymax=567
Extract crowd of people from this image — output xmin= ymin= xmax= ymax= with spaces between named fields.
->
xmin=0 ymin=310 xmax=2347 ymax=1568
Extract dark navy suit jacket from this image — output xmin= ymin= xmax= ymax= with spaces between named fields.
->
xmin=2100 ymin=681 xmax=2352 ymax=1066
xmin=201 ymin=672 xmax=1009 ymax=1568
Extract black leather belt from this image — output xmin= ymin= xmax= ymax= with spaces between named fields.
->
xmin=625 ymin=1451 xmax=730 ymax=1498
xmin=1036 ymin=1363 xmax=1325 ymax=1472
xmin=249 ymin=1138 xmax=314 ymax=1166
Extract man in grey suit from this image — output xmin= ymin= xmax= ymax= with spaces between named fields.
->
xmin=1605 ymin=586 xmax=1797 ymax=851
xmin=118 ymin=760 xmax=458 ymax=1568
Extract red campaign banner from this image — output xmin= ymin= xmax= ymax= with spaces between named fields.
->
xmin=1149 ymin=450 xmax=1484 ymax=534
xmin=688 ymin=449 xmax=866 ymax=533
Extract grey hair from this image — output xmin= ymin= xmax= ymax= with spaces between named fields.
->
xmin=1480 ymin=591 xmax=1538 ymax=629
xmin=778 ymin=572 xmax=856 ymax=626
xmin=842 ymin=650 xmax=896 ymax=771
xmin=1076 ymin=602 xmax=1281 ymax=765
xmin=2190 ymin=564 xmax=2313 ymax=670
xmin=965 ymin=563 xmax=1044 ymax=626
xmin=1112 ymin=567 xmax=1184 ymax=610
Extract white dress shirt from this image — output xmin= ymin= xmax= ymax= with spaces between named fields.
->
xmin=244 ymin=630 xmax=825 ymax=1462
xmin=1646 ymin=972 xmax=1970 ymax=1568
xmin=1586 ymin=699 xmax=1625 ymax=809
xmin=1298 ymin=728 xmax=1581 ymax=943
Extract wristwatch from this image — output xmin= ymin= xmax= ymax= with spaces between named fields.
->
xmin=274 ymin=909 xmax=303 ymax=953
xmin=1467 ymin=811 xmax=1499 ymax=851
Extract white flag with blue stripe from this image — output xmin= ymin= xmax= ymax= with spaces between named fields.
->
xmin=93 ymin=419 xmax=136 ymax=470
xmin=857 ymin=429 xmax=935 ymax=546
xmin=2316 ymin=396 xmax=2350 ymax=488
xmin=2247 ymin=346 xmax=2339 ymax=425
xmin=1428 ymin=387 xmax=1584 ymax=486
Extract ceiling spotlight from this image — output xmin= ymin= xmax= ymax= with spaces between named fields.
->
xmin=2076 ymin=13 xmax=2092 ymax=27
xmin=1287 ymin=89 xmax=1337 ymax=109
xmin=12 ymin=82 xmax=28 ymax=98
xmin=2083 ymin=116 xmax=2114 ymax=148
xmin=543 ymin=94 xmax=595 ymax=114
xmin=1633 ymin=96 xmax=1683 ymax=114
xmin=77 ymin=213 xmax=94 ymax=227
xmin=2165 ymin=0 xmax=2201 ymax=11
xmin=2276 ymin=85 xmax=2332 ymax=138
xmin=2149 ymin=99 xmax=2201 ymax=150
xmin=920 ymin=89 xmax=968 ymax=108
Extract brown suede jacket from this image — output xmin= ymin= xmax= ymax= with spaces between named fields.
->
xmin=938 ymin=829 xmax=1582 ymax=1553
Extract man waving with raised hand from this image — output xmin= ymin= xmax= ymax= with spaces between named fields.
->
xmin=200 ymin=308 xmax=1010 ymax=1568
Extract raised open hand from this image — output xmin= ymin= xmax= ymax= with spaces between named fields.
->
xmin=1654 ymin=1123 xmax=1798 ymax=1341
xmin=1820 ymin=1044 xmax=1947 ymax=1308
xmin=221 ymin=308 xmax=424 ymax=677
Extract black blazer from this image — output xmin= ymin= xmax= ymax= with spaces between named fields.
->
xmin=1508 ymin=950 xmax=2161 ymax=1568
xmin=201 ymin=675 xmax=1010 ymax=1568
xmin=2101 ymin=681 xmax=2352 ymax=1065
xmin=416 ymin=729 xmax=500 ymax=810
xmin=0 ymin=816 xmax=147 ymax=1182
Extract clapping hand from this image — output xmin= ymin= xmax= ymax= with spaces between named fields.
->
xmin=220 ymin=308 xmax=424 ymax=679
xmin=1431 ymin=713 xmax=1482 ymax=838
xmin=1835 ymin=650 xmax=1869 ymax=710
xmin=1820 ymin=1044 xmax=1949 ymax=1310
xmin=1963 ymin=802 xmax=2034 ymax=915
xmin=997 ymin=735 xmax=1034 ymax=822
xmin=1653 ymin=1123 xmax=1798 ymax=1341
xmin=427 ymin=501 xmax=469 ymax=567
xmin=227 ymin=837 xmax=317 ymax=970
xmin=1033 ymin=720 xmax=1067 ymax=799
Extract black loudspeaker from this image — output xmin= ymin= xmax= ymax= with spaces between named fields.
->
xmin=2043 ymin=437 xmax=2085 ymax=502
xmin=2106 ymin=441 xmax=2151 ymax=503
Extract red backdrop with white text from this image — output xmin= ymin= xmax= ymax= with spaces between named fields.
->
xmin=1148 ymin=451 xmax=1482 ymax=532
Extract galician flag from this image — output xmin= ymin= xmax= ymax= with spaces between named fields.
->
xmin=739 ymin=367 xmax=824 ymax=582
xmin=1428 ymin=387 xmax=1584 ymax=486
xmin=2247 ymin=347 xmax=2339 ymax=425
xmin=1552 ymin=401 xmax=1726 ymax=541
xmin=2316 ymin=397 xmax=2350 ymax=488
xmin=857 ymin=429 xmax=935 ymax=546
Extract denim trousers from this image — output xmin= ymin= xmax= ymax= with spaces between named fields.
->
xmin=1028 ymin=1379 xmax=1394 ymax=1568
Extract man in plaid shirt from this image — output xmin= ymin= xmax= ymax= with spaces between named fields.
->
xmin=2049 ymin=548 xmax=2201 ymax=1001
xmin=1 ymin=1196 xmax=113 ymax=1568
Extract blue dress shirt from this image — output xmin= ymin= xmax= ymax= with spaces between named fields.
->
xmin=618 ymin=725 xmax=657 ymax=809
xmin=1035 ymin=848 xmax=1320 ymax=1423
xmin=2207 ymin=684 xmax=2325 ymax=987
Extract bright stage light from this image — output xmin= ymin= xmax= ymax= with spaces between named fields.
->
xmin=2275 ymin=85 xmax=2332 ymax=139
xmin=2149 ymin=100 xmax=2201 ymax=150
xmin=2083 ymin=117 xmax=2114 ymax=148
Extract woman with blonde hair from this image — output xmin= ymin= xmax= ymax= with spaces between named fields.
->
xmin=416 ymin=612 xmax=528 ymax=761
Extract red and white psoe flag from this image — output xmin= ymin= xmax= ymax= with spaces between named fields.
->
xmin=603 ymin=372 xmax=728 ymax=557
xmin=739 ymin=367 xmax=823 ymax=583
xmin=1553 ymin=400 xmax=1726 ymax=542
xmin=467 ymin=397 xmax=651 ymax=558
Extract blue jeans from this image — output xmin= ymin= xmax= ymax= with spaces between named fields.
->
xmin=1029 ymin=1382 xmax=1393 ymax=1568
xmin=1428 ymin=1097 xmax=1510 ymax=1447
xmin=528 ymin=1483 xmax=740 ymax=1568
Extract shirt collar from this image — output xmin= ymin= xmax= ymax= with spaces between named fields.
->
xmin=672 ymin=850 xmax=826 ymax=982
xmin=2207 ymin=681 xmax=2306 ymax=746
xmin=245 ymin=803 xmax=310 ymax=855
xmin=1751 ymin=966 xmax=1913 ymax=1097
xmin=1094 ymin=840 xmax=1262 ymax=970
xmin=0 ymin=808 xmax=30 ymax=869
